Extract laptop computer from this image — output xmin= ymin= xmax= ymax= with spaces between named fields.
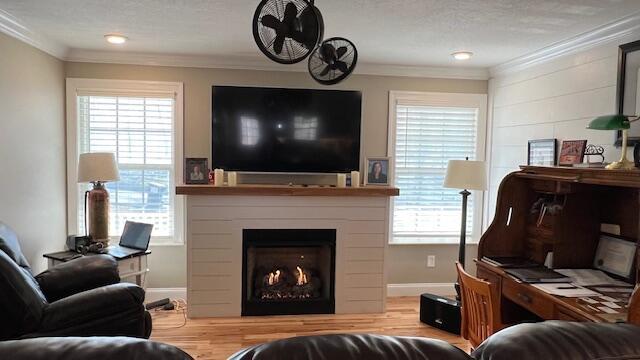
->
xmin=107 ymin=221 xmax=153 ymax=259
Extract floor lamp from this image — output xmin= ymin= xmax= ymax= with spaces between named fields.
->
xmin=444 ymin=158 xmax=487 ymax=300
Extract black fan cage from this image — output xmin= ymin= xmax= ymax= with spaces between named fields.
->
xmin=308 ymin=37 xmax=358 ymax=85
xmin=253 ymin=0 xmax=324 ymax=64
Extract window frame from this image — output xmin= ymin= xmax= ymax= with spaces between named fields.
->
xmin=387 ymin=91 xmax=488 ymax=245
xmin=65 ymin=78 xmax=185 ymax=246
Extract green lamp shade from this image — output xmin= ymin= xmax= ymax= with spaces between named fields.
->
xmin=587 ymin=115 xmax=631 ymax=130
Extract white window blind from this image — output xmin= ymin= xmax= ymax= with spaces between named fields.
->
xmin=392 ymin=104 xmax=479 ymax=243
xmin=77 ymin=95 xmax=177 ymax=243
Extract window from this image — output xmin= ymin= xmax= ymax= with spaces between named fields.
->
xmin=66 ymin=79 xmax=184 ymax=245
xmin=388 ymin=92 xmax=487 ymax=244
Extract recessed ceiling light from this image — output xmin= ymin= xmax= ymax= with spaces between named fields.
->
xmin=104 ymin=34 xmax=128 ymax=45
xmin=452 ymin=51 xmax=473 ymax=61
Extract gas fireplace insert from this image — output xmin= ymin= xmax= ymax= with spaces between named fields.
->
xmin=242 ymin=229 xmax=336 ymax=316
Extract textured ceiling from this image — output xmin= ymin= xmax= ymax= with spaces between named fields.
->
xmin=1 ymin=0 xmax=639 ymax=68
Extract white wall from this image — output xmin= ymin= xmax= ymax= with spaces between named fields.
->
xmin=0 ymin=32 xmax=66 ymax=273
xmin=487 ymin=39 xmax=636 ymax=220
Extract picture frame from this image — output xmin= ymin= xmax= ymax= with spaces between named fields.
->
xmin=527 ymin=139 xmax=557 ymax=166
xmin=558 ymin=140 xmax=587 ymax=166
xmin=615 ymin=40 xmax=640 ymax=147
xmin=593 ymin=233 xmax=636 ymax=279
xmin=364 ymin=157 xmax=391 ymax=186
xmin=185 ymin=158 xmax=209 ymax=184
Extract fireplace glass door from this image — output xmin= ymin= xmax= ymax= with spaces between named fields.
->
xmin=242 ymin=229 xmax=336 ymax=316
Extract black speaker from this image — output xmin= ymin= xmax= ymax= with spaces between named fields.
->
xmin=634 ymin=142 xmax=640 ymax=168
xmin=419 ymin=293 xmax=461 ymax=335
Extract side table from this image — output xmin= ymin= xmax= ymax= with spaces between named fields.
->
xmin=43 ymin=249 xmax=151 ymax=288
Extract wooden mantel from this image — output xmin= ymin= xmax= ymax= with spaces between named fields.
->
xmin=176 ymin=184 xmax=400 ymax=197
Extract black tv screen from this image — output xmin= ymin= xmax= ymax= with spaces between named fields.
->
xmin=212 ymin=86 xmax=362 ymax=173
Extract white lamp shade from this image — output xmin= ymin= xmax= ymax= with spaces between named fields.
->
xmin=444 ymin=159 xmax=487 ymax=191
xmin=77 ymin=152 xmax=120 ymax=183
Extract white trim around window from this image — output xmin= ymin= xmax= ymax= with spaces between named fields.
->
xmin=65 ymin=78 xmax=185 ymax=245
xmin=387 ymin=91 xmax=488 ymax=245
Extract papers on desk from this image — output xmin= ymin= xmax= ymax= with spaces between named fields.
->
xmin=531 ymin=283 xmax=601 ymax=297
xmin=555 ymin=269 xmax=632 ymax=287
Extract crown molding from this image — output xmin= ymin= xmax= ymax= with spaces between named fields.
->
xmin=65 ymin=48 xmax=489 ymax=80
xmin=0 ymin=8 xmax=68 ymax=58
xmin=490 ymin=12 xmax=640 ymax=77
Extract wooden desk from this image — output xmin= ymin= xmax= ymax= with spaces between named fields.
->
xmin=476 ymin=260 xmax=630 ymax=323
xmin=478 ymin=166 xmax=640 ymax=324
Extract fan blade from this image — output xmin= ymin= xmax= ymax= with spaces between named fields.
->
xmin=289 ymin=31 xmax=306 ymax=45
xmin=283 ymin=2 xmax=298 ymax=26
xmin=261 ymin=15 xmax=281 ymax=30
xmin=319 ymin=66 xmax=331 ymax=76
xmin=336 ymin=61 xmax=349 ymax=73
xmin=336 ymin=46 xmax=348 ymax=59
xmin=320 ymin=43 xmax=337 ymax=62
xmin=273 ymin=34 xmax=286 ymax=54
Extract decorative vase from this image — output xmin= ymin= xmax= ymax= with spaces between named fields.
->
xmin=88 ymin=183 xmax=110 ymax=243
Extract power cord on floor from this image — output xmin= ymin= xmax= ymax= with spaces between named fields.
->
xmin=150 ymin=298 xmax=187 ymax=330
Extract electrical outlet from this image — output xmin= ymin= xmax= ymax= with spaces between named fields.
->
xmin=427 ymin=255 xmax=436 ymax=268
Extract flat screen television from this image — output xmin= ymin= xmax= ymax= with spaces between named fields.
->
xmin=212 ymin=86 xmax=362 ymax=173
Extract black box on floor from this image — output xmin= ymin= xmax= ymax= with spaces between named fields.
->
xmin=419 ymin=293 xmax=461 ymax=335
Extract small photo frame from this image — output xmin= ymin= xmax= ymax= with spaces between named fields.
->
xmin=528 ymin=139 xmax=557 ymax=166
xmin=185 ymin=158 xmax=209 ymax=184
xmin=558 ymin=140 xmax=587 ymax=166
xmin=365 ymin=157 xmax=391 ymax=186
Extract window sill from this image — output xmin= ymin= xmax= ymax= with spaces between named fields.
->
xmin=390 ymin=236 xmax=479 ymax=246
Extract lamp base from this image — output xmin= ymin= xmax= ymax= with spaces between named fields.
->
xmin=606 ymin=159 xmax=636 ymax=170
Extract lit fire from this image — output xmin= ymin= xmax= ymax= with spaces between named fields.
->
xmin=296 ymin=266 xmax=308 ymax=286
xmin=268 ymin=270 xmax=281 ymax=286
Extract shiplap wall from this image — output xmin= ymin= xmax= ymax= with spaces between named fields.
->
xmin=487 ymin=40 xmax=636 ymax=220
xmin=186 ymin=195 xmax=389 ymax=317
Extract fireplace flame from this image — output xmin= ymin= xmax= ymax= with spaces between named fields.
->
xmin=268 ymin=269 xmax=281 ymax=286
xmin=296 ymin=266 xmax=308 ymax=286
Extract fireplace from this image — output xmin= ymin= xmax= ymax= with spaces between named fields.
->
xmin=242 ymin=229 xmax=336 ymax=316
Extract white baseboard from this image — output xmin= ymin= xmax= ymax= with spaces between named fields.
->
xmin=144 ymin=284 xmax=454 ymax=303
xmin=387 ymin=283 xmax=456 ymax=297
xmin=145 ymin=288 xmax=187 ymax=303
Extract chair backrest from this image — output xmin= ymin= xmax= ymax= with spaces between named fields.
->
xmin=0 ymin=250 xmax=48 ymax=340
xmin=0 ymin=221 xmax=31 ymax=271
xmin=456 ymin=262 xmax=500 ymax=349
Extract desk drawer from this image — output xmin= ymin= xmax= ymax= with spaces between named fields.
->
xmin=503 ymin=279 xmax=554 ymax=319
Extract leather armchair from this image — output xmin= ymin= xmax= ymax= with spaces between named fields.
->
xmin=0 ymin=337 xmax=193 ymax=360
xmin=0 ymin=221 xmax=152 ymax=340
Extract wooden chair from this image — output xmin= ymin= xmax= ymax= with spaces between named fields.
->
xmin=456 ymin=262 xmax=503 ymax=349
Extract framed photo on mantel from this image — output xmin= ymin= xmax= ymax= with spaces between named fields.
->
xmin=365 ymin=157 xmax=391 ymax=186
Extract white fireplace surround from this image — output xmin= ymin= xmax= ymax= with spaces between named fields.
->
xmin=184 ymin=194 xmax=390 ymax=317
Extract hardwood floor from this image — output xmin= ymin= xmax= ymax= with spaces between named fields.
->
xmin=150 ymin=297 xmax=470 ymax=360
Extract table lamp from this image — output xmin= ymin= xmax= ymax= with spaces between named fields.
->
xmin=77 ymin=152 xmax=119 ymax=243
xmin=587 ymin=115 xmax=639 ymax=170
xmin=444 ymin=158 xmax=487 ymax=299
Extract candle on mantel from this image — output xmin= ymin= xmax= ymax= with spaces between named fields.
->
xmin=213 ymin=169 xmax=224 ymax=187
xmin=350 ymin=171 xmax=360 ymax=187
xmin=228 ymin=171 xmax=238 ymax=186
xmin=336 ymin=174 xmax=347 ymax=188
